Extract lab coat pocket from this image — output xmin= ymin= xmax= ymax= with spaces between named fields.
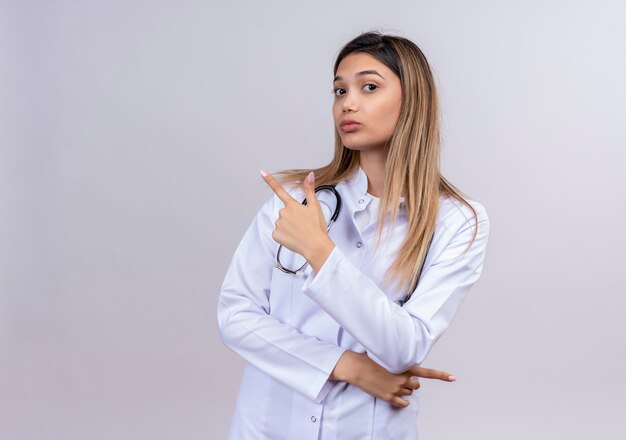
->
xmin=268 ymin=248 xmax=308 ymax=326
xmin=268 ymin=263 xmax=341 ymax=345
xmin=268 ymin=266 xmax=294 ymax=324
xmin=290 ymin=265 xmax=342 ymax=345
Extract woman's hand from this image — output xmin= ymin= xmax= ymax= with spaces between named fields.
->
xmin=331 ymin=351 xmax=456 ymax=409
xmin=260 ymin=170 xmax=335 ymax=273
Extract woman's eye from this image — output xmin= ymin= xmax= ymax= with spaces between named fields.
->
xmin=332 ymin=84 xmax=376 ymax=96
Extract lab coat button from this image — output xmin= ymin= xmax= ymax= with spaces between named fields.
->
xmin=358 ymin=199 xmax=364 ymax=204
xmin=356 ymin=242 xmax=363 ymax=248
xmin=311 ymin=415 xmax=317 ymax=422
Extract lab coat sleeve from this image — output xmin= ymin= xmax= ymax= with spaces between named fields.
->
xmin=217 ymin=192 xmax=348 ymax=403
xmin=300 ymin=200 xmax=490 ymax=374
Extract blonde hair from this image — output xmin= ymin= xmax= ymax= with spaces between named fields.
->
xmin=273 ymin=31 xmax=479 ymax=300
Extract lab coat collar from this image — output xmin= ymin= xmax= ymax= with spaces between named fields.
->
xmin=344 ymin=165 xmax=406 ymax=211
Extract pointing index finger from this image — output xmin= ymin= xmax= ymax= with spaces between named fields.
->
xmin=260 ymin=170 xmax=296 ymax=205
xmin=409 ymin=366 xmax=456 ymax=382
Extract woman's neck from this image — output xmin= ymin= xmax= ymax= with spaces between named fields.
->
xmin=359 ymin=153 xmax=386 ymax=198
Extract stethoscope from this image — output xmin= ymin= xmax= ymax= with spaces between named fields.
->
xmin=275 ymin=185 xmax=342 ymax=275
xmin=274 ymin=184 xmax=434 ymax=306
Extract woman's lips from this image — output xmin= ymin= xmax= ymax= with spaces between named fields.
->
xmin=341 ymin=123 xmax=361 ymax=132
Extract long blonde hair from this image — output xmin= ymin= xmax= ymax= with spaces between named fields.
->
xmin=273 ymin=31 xmax=478 ymax=299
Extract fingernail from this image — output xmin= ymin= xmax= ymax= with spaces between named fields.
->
xmin=306 ymin=171 xmax=314 ymax=183
xmin=260 ymin=170 xmax=268 ymax=177
xmin=448 ymin=375 xmax=457 ymax=382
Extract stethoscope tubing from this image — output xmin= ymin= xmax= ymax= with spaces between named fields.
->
xmin=275 ymin=185 xmax=342 ymax=275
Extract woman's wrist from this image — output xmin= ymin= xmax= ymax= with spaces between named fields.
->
xmin=305 ymin=235 xmax=336 ymax=274
xmin=330 ymin=350 xmax=364 ymax=383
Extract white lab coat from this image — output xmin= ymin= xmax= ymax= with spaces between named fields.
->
xmin=217 ymin=165 xmax=490 ymax=439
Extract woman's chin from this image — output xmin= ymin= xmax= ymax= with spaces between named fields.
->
xmin=341 ymin=141 xmax=368 ymax=151
xmin=342 ymin=142 xmax=385 ymax=153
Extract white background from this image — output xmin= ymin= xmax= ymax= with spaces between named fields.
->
xmin=1 ymin=0 xmax=625 ymax=438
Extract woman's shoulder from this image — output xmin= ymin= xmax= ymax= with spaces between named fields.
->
xmin=438 ymin=193 xmax=489 ymax=231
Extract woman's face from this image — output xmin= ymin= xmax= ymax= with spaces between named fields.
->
xmin=332 ymin=52 xmax=402 ymax=154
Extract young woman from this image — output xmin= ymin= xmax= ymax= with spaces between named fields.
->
xmin=218 ymin=31 xmax=490 ymax=439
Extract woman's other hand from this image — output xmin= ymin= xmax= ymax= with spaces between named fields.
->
xmin=330 ymin=351 xmax=456 ymax=409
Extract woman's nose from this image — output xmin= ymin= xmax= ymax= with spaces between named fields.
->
xmin=341 ymin=93 xmax=356 ymax=113
xmin=342 ymin=97 xmax=357 ymax=112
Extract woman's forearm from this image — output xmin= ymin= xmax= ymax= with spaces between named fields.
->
xmin=329 ymin=350 xmax=365 ymax=383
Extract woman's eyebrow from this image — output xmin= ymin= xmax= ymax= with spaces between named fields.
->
xmin=333 ymin=70 xmax=385 ymax=82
